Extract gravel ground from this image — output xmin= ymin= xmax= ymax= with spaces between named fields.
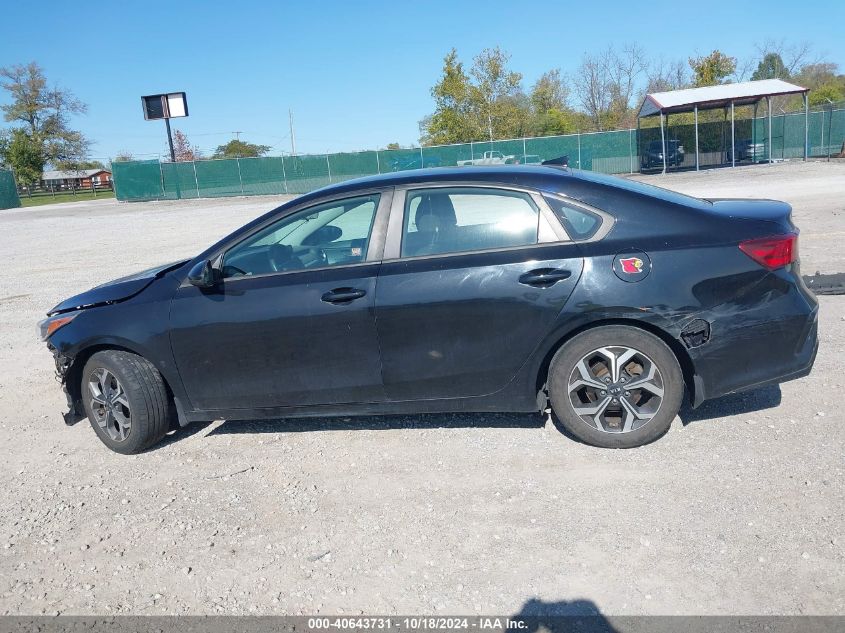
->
xmin=0 ymin=161 xmax=842 ymax=617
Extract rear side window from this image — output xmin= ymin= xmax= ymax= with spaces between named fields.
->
xmin=401 ymin=187 xmax=539 ymax=258
xmin=544 ymin=194 xmax=602 ymax=240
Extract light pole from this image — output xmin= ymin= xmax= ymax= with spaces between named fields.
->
xmin=141 ymin=92 xmax=189 ymax=163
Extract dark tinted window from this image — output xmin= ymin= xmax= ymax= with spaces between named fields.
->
xmin=571 ymin=170 xmax=711 ymax=209
xmin=401 ymin=187 xmax=539 ymax=258
xmin=544 ymin=194 xmax=602 ymax=240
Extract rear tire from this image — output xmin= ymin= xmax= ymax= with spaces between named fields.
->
xmin=548 ymin=326 xmax=683 ymax=448
xmin=81 ymin=350 xmax=171 ymax=454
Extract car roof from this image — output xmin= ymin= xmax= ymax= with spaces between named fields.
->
xmin=298 ymin=165 xmax=574 ymax=202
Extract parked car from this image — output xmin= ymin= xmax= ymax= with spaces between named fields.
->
xmin=642 ymin=140 xmax=685 ymax=170
xmin=389 ymin=155 xmax=440 ymax=171
xmin=457 ymin=151 xmax=513 ymax=166
xmin=506 ymin=154 xmax=542 ymax=165
xmin=727 ymin=139 xmax=766 ymax=163
xmin=40 ymin=166 xmax=818 ymax=453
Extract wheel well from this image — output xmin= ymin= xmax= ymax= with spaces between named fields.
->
xmin=66 ymin=345 xmax=175 ymax=410
xmin=535 ymin=319 xmax=696 ymax=404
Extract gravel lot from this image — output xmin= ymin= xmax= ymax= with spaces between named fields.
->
xmin=0 ymin=161 xmax=843 ymax=617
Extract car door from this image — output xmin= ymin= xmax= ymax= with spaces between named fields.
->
xmin=374 ymin=184 xmax=585 ymax=402
xmin=169 ymin=190 xmax=391 ymax=411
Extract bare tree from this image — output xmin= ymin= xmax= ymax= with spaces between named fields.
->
xmin=574 ymin=44 xmax=647 ymax=131
xmin=605 ymin=44 xmax=648 ymax=122
xmin=646 ymin=58 xmax=689 ymax=93
xmin=735 ymin=56 xmax=757 ymax=82
xmin=754 ymin=39 xmax=819 ymax=76
xmin=574 ymin=54 xmax=611 ymax=131
xmin=171 ymin=130 xmax=201 ymax=162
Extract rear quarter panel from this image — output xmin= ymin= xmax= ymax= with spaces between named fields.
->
xmin=506 ymin=178 xmax=805 ymax=405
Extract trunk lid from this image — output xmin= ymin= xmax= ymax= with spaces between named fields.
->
xmin=705 ymin=198 xmax=795 ymax=233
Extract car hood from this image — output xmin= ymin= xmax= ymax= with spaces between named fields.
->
xmin=47 ymin=259 xmax=189 ymax=316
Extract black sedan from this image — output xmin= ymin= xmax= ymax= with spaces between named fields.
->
xmin=39 ymin=166 xmax=818 ymax=452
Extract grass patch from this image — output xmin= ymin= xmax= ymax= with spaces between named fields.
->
xmin=19 ymin=190 xmax=115 ymax=207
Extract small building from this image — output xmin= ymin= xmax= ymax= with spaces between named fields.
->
xmin=42 ymin=169 xmax=113 ymax=190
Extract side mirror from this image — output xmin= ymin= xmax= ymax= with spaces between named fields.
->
xmin=187 ymin=259 xmax=220 ymax=288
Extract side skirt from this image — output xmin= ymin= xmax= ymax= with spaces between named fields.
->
xmin=182 ymin=394 xmax=541 ymax=424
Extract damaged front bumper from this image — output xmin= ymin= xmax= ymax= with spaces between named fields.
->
xmin=49 ymin=345 xmax=84 ymax=425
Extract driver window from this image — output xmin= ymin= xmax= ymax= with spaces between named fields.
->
xmin=222 ymin=194 xmax=380 ymax=278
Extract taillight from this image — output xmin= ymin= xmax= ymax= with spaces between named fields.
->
xmin=739 ymin=234 xmax=797 ymax=270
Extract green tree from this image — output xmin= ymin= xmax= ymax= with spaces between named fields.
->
xmin=421 ymin=49 xmax=481 ymax=145
xmin=795 ymin=63 xmax=839 ymax=89
xmin=528 ymin=69 xmax=580 ymax=135
xmin=5 ymin=129 xmax=44 ymax=192
xmin=54 ymin=159 xmax=106 ymax=171
xmin=793 ymin=62 xmax=845 ymax=107
xmin=530 ymin=69 xmax=569 ymax=113
xmin=689 ymin=50 xmax=737 ymax=86
xmin=752 ymin=53 xmax=790 ymax=81
xmin=469 ymin=47 xmax=526 ymax=140
xmin=213 ymin=138 xmax=271 ymax=158
xmin=809 ymin=82 xmax=845 ymax=107
xmin=531 ymin=108 xmax=580 ymax=136
xmin=0 ymin=62 xmax=90 ymax=167
xmin=420 ymin=47 xmax=529 ymax=145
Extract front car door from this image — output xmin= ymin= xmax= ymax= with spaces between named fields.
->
xmin=169 ymin=189 xmax=391 ymax=412
xmin=374 ymin=184 xmax=586 ymax=402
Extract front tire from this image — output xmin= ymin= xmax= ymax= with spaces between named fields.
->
xmin=81 ymin=350 xmax=172 ymax=454
xmin=548 ymin=326 xmax=684 ymax=448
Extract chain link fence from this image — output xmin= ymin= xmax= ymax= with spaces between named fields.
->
xmin=113 ymin=105 xmax=845 ymax=202
xmin=0 ymin=169 xmax=21 ymax=210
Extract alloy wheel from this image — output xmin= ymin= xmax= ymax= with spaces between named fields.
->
xmin=88 ymin=368 xmax=131 ymax=442
xmin=567 ymin=346 xmax=664 ymax=433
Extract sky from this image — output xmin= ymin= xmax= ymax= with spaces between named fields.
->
xmin=1 ymin=0 xmax=843 ymax=161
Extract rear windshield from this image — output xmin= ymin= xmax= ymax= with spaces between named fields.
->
xmin=572 ymin=170 xmax=712 ymax=209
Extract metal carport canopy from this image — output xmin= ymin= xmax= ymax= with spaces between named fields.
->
xmin=637 ymin=79 xmax=810 ymax=172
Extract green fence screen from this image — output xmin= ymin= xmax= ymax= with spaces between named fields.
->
xmin=113 ymin=107 xmax=845 ymax=202
xmin=0 ymin=169 xmax=21 ymax=210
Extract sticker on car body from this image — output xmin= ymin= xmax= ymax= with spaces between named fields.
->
xmin=613 ymin=251 xmax=652 ymax=282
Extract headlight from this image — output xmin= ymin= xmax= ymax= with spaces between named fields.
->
xmin=38 ymin=312 xmax=79 ymax=341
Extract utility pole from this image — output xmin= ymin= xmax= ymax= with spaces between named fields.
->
xmin=232 ymin=131 xmax=243 ymax=157
xmin=289 ymin=109 xmax=297 ymax=156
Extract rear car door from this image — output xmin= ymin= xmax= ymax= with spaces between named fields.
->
xmin=374 ymin=184 xmax=585 ymax=401
xmin=169 ymin=190 xmax=391 ymax=411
